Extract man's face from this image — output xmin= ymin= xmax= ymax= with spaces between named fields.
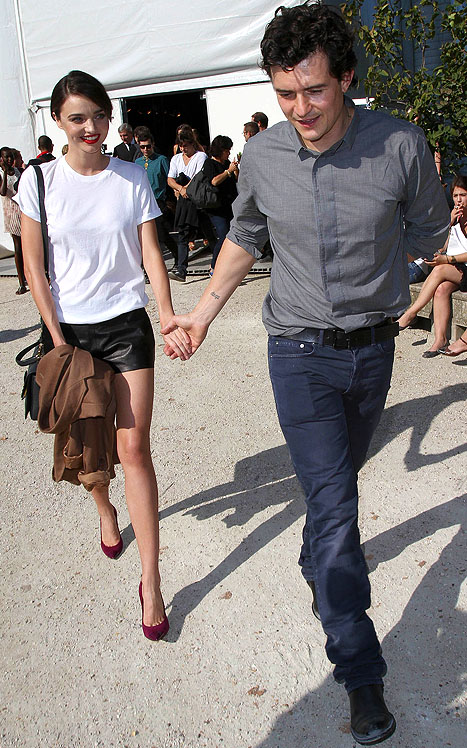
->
xmin=120 ymin=129 xmax=132 ymax=144
xmin=271 ymin=51 xmax=353 ymax=152
xmin=139 ymin=140 xmax=154 ymax=157
xmin=0 ymin=149 xmax=14 ymax=168
xmin=243 ymin=128 xmax=252 ymax=142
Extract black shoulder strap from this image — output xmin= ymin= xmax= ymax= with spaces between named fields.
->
xmin=31 ymin=164 xmax=49 ymax=278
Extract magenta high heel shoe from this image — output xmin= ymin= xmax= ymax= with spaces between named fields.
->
xmin=139 ymin=581 xmax=169 ymax=641
xmin=100 ymin=505 xmax=123 ymax=559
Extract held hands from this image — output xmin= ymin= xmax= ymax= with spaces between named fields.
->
xmin=161 ymin=313 xmax=208 ymax=360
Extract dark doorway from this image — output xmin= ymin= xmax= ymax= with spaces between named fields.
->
xmin=123 ymin=90 xmax=210 ymax=158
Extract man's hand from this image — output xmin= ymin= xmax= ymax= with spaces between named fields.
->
xmin=161 ymin=314 xmax=208 ymax=359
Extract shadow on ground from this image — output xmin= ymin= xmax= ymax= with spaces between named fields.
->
xmin=367 ymin=383 xmax=467 ymax=470
xmin=0 ymin=323 xmax=41 ymax=343
xmin=161 ymin=384 xmax=466 ymax=744
xmin=253 ymin=494 xmax=466 ymax=747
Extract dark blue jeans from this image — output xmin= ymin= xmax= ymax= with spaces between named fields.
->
xmin=268 ymin=335 xmax=395 ymax=693
xmin=208 ymin=214 xmax=230 ymax=269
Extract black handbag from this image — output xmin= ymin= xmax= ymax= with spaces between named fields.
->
xmin=186 ymin=167 xmax=221 ymax=210
xmin=16 ymin=164 xmax=49 ymax=420
xmin=16 ymin=336 xmax=44 ymax=420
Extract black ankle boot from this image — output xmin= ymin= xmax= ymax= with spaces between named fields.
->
xmin=349 ymin=684 xmax=396 ymax=745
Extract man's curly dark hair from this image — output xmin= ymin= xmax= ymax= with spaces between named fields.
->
xmin=260 ymin=2 xmax=358 ymax=86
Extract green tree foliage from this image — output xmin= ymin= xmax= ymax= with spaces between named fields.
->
xmin=341 ymin=0 xmax=467 ymax=173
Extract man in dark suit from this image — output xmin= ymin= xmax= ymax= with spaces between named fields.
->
xmin=113 ymin=124 xmax=140 ymax=161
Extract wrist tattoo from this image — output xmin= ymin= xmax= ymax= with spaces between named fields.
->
xmin=210 ymin=291 xmax=220 ymax=300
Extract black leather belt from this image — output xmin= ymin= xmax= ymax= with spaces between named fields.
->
xmin=317 ymin=319 xmax=399 ymax=349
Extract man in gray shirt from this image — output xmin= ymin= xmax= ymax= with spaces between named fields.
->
xmin=162 ymin=4 xmax=449 ymax=744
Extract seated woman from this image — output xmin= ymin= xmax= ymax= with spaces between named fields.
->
xmin=441 ymin=331 xmax=467 ymax=357
xmin=398 ymin=175 xmax=467 ymax=357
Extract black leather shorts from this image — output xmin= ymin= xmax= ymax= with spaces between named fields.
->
xmin=42 ymin=308 xmax=155 ymax=373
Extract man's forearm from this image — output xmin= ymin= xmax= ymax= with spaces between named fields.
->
xmin=192 ymin=238 xmax=256 ymax=325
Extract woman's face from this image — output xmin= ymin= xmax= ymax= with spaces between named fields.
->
xmin=54 ymin=94 xmax=109 ymax=154
xmin=222 ymin=148 xmax=231 ymax=161
xmin=180 ymin=141 xmax=196 ymax=157
xmin=452 ymin=186 xmax=467 ymax=214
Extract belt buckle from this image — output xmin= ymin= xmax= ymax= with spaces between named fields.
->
xmin=333 ymin=330 xmax=349 ymax=350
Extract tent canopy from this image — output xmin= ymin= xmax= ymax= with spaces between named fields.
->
xmin=22 ymin=1 xmax=298 ymax=102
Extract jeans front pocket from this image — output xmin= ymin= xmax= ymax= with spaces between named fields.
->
xmin=268 ymin=336 xmax=317 ymax=359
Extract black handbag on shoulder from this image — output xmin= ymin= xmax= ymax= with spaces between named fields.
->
xmin=186 ymin=167 xmax=221 ymax=210
xmin=16 ymin=164 xmax=49 ymax=420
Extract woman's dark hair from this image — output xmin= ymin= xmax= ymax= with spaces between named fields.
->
xmin=50 ymin=70 xmax=112 ymax=120
xmin=210 ymin=135 xmax=233 ymax=159
xmin=451 ymin=174 xmax=467 ymax=195
xmin=176 ymin=123 xmax=191 ymax=136
xmin=260 ymin=2 xmax=358 ymax=85
xmin=177 ymin=125 xmax=198 ymax=147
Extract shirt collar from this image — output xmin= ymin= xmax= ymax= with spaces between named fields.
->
xmin=289 ymin=95 xmax=359 ymax=158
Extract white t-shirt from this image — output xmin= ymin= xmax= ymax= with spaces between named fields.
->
xmin=15 ymin=157 xmax=161 ymax=323
xmin=168 ymin=151 xmax=207 ymax=180
xmin=447 ymin=222 xmax=467 ymax=265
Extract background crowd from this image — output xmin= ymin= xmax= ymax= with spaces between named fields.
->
xmin=2 ymin=108 xmax=466 ymax=357
xmin=1 ymin=111 xmax=269 ymax=293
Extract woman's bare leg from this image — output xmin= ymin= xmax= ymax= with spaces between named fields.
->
xmin=114 ymin=368 xmax=165 ymax=626
xmin=398 ymin=265 xmax=462 ymax=328
xmin=428 ymin=280 xmax=460 ymax=351
xmin=91 ymin=484 xmax=121 ymax=547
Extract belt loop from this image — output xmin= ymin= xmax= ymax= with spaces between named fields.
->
xmin=371 ymin=326 xmax=376 ymax=344
xmin=319 ymin=330 xmax=324 ymax=345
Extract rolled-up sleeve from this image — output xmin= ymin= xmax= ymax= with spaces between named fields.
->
xmin=402 ymin=134 xmax=450 ymax=260
xmin=226 ymin=154 xmax=270 ymax=259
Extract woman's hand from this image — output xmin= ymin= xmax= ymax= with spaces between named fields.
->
xmin=162 ymin=325 xmax=193 ymax=360
xmin=424 ymin=253 xmax=450 ymax=266
xmin=179 ymin=185 xmax=188 ymax=199
xmin=228 ymin=160 xmax=239 ymax=178
xmin=161 ymin=313 xmax=208 ymax=359
xmin=451 ymin=204 xmax=463 ymax=225
xmin=424 ymin=253 xmax=448 ymax=266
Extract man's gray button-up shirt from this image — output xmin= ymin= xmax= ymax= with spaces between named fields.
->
xmin=227 ymin=101 xmax=450 ymax=335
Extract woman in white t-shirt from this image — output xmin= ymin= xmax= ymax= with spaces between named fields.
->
xmin=398 ymin=175 xmax=467 ymax=356
xmin=167 ymin=127 xmax=207 ymax=281
xmin=17 ymin=70 xmax=191 ymax=641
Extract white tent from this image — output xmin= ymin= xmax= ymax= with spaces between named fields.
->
xmin=2 ymin=0 xmax=304 ymax=250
